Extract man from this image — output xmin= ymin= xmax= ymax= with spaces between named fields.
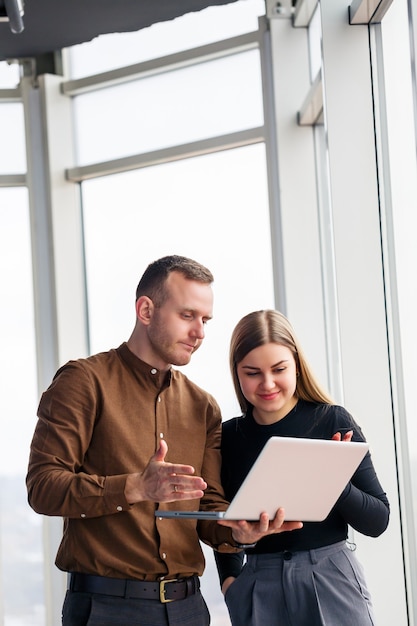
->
xmin=27 ymin=255 xmax=300 ymax=626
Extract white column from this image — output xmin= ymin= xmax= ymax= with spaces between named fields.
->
xmin=267 ymin=12 xmax=329 ymax=382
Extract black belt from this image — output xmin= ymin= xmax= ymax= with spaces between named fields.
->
xmin=68 ymin=572 xmax=200 ymax=603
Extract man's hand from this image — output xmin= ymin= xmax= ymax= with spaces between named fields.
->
xmin=124 ymin=440 xmax=207 ymax=504
xmin=217 ymin=507 xmax=303 ymax=546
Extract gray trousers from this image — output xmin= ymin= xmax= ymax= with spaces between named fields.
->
xmin=224 ymin=541 xmax=375 ymax=626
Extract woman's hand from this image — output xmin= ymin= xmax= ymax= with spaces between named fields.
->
xmin=332 ymin=429 xmax=353 ymax=442
xmin=221 ymin=576 xmax=236 ymax=596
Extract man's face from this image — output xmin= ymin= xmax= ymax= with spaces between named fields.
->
xmin=146 ymin=271 xmax=213 ymax=369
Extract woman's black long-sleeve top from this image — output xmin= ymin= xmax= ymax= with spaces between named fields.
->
xmin=215 ymin=400 xmax=390 ymax=585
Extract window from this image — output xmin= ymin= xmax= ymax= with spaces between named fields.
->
xmin=0 ymin=103 xmax=26 ymax=173
xmin=81 ymin=144 xmax=274 ymax=414
xmin=73 ymin=50 xmax=264 ymax=165
xmin=0 ymin=188 xmax=44 ymax=626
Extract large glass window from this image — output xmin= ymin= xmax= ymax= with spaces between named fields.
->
xmin=0 ymin=188 xmax=44 ymax=626
xmin=81 ymin=144 xmax=274 ymax=414
xmin=72 ymin=49 xmax=264 ymax=166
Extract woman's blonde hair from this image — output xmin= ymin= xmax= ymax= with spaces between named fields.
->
xmin=229 ymin=310 xmax=333 ymax=414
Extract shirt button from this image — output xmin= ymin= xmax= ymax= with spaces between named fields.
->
xmin=150 ymin=368 xmax=157 ymax=375
xmin=160 ymin=432 xmax=164 ymax=439
xmin=158 ymin=396 xmax=161 ymax=403
xmin=116 ymin=506 xmax=123 ymax=512
xmin=162 ymin=553 xmax=167 ymax=559
xmin=80 ymin=514 xmax=86 ymax=518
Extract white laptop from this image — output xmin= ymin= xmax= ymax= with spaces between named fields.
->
xmin=155 ymin=436 xmax=369 ymax=522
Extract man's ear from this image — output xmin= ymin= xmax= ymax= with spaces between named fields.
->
xmin=135 ymin=296 xmax=154 ymax=325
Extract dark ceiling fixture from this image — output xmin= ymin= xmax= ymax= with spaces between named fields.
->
xmin=0 ymin=0 xmax=239 ymax=62
xmin=0 ymin=0 xmax=24 ymax=34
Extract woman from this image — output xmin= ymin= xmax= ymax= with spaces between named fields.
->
xmin=215 ymin=310 xmax=389 ymax=626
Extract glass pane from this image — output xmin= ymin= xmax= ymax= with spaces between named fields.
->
xmin=0 ymin=60 xmax=20 ymax=88
xmin=380 ymin=0 xmax=417 ymax=537
xmin=0 ymin=188 xmax=45 ymax=625
xmin=81 ymin=144 xmax=274 ymax=624
xmin=67 ymin=0 xmax=265 ymax=79
xmin=73 ymin=50 xmax=263 ymax=165
xmin=0 ymin=103 xmax=26 ymax=173
xmin=82 ymin=146 xmax=274 ymax=417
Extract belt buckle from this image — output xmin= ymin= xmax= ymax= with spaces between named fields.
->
xmin=159 ymin=579 xmax=177 ymax=603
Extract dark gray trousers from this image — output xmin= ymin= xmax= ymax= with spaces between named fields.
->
xmin=62 ymin=588 xmax=210 ymax=626
xmin=224 ymin=541 xmax=375 ymax=626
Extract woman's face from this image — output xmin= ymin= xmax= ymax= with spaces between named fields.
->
xmin=237 ymin=342 xmax=298 ymax=424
